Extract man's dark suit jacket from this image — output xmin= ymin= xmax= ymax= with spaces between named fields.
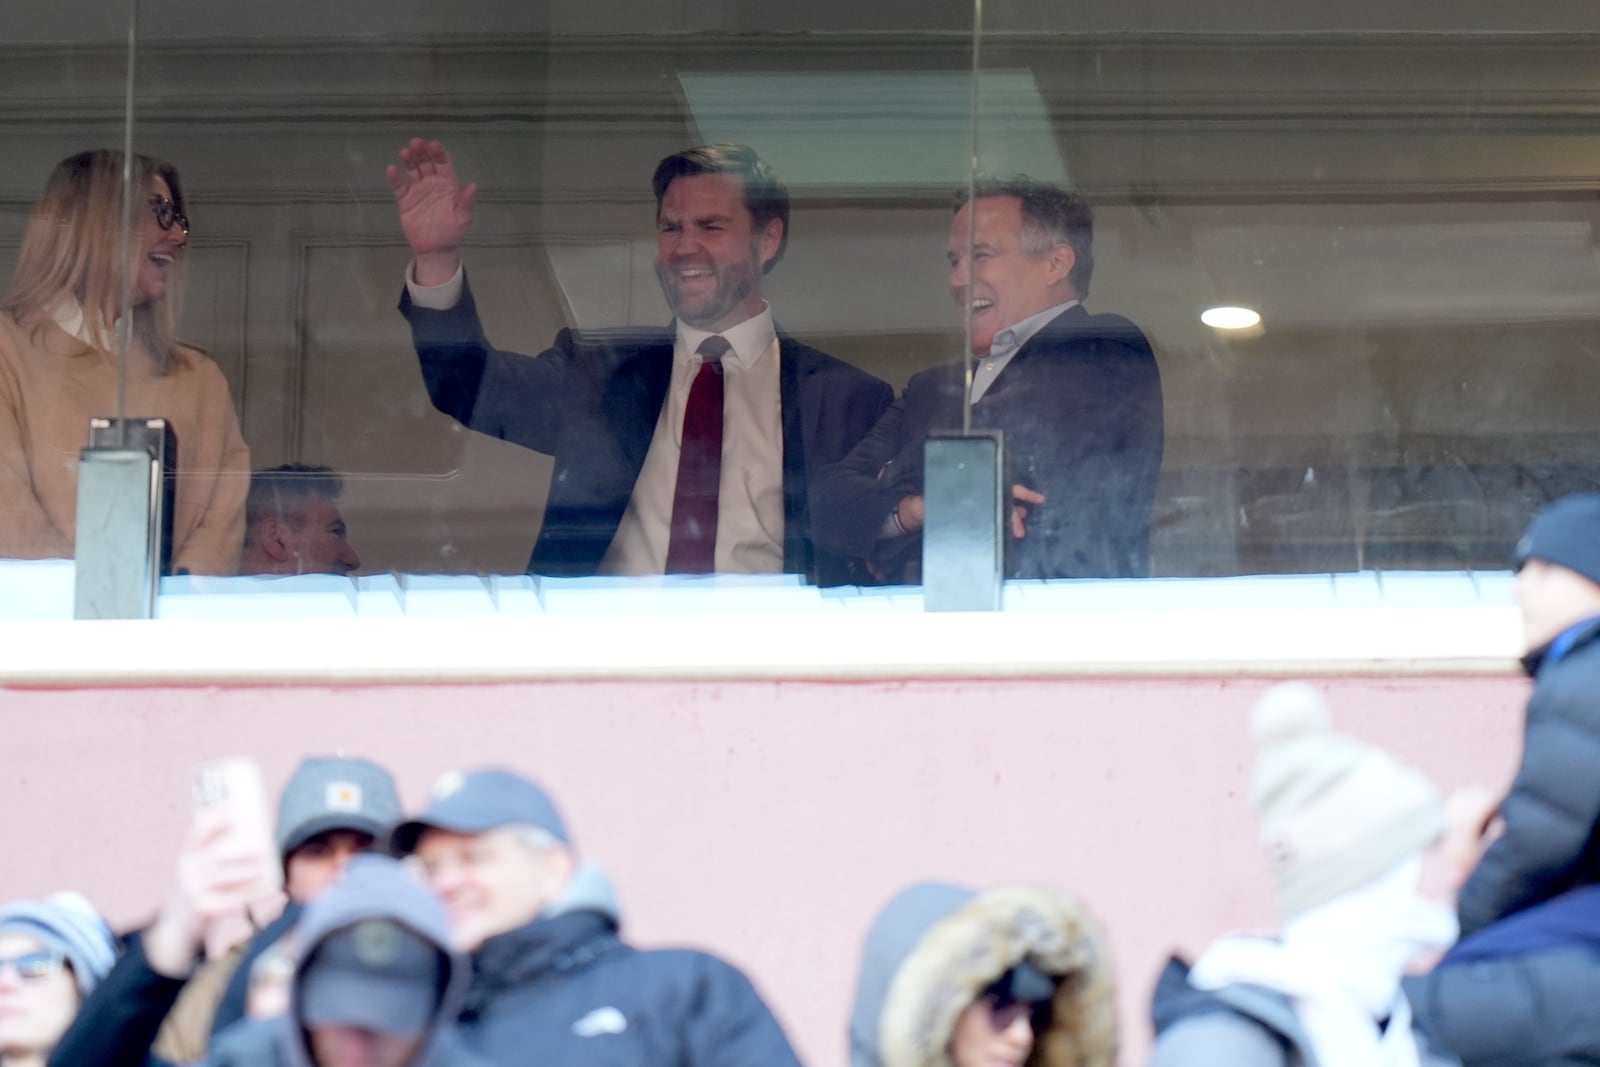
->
xmin=814 ymin=303 xmax=1164 ymax=582
xmin=401 ymin=281 xmax=894 ymax=585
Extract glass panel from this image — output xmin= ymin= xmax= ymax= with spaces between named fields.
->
xmin=75 ymin=0 xmax=988 ymax=614
xmin=978 ymin=0 xmax=1600 ymax=579
xmin=0 ymin=2 xmax=141 ymax=614
xmin=13 ymin=0 xmax=1600 ymax=623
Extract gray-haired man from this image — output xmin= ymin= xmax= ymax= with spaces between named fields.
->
xmin=815 ymin=177 xmax=1165 ymax=583
xmin=393 ymin=767 xmax=802 ymax=1067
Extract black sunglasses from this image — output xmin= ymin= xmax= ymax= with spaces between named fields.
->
xmin=148 ymin=194 xmax=190 ymax=237
xmin=982 ymin=991 xmax=1054 ymax=1035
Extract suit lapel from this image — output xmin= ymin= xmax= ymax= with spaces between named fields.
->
xmin=977 ymin=303 xmax=1088 ymax=405
xmin=776 ymin=335 xmax=812 ymax=576
xmin=610 ymin=335 xmax=675 ymax=482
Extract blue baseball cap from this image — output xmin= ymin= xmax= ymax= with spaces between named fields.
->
xmin=390 ymin=769 xmax=570 ymax=856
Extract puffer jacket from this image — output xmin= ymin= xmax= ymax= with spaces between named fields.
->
xmin=848 ymin=883 xmax=1118 ymax=1067
xmin=1458 ymin=618 xmax=1600 ymax=936
xmin=456 ymin=863 xmax=801 ymax=1067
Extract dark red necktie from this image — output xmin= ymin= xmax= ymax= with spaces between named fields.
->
xmin=665 ymin=335 xmax=730 ymax=573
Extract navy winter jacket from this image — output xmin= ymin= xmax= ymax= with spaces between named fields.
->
xmin=1458 ymin=619 xmax=1600 ymax=936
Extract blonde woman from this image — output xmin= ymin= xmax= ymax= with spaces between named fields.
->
xmin=0 ymin=150 xmax=248 ymax=574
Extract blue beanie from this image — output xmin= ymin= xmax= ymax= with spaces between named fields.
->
xmin=0 ymin=891 xmax=117 ymax=997
xmin=1516 ymin=495 xmax=1600 ymax=588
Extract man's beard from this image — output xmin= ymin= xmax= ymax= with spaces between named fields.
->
xmin=657 ymin=243 xmax=763 ymax=329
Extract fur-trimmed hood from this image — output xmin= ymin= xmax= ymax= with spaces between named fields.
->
xmin=849 ymin=883 xmax=1117 ymax=1067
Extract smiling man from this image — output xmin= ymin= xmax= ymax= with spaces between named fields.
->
xmin=388 ymin=140 xmax=891 ymax=583
xmin=391 ymin=768 xmax=803 ymax=1067
xmin=815 ymin=178 xmax=1164 ymax=583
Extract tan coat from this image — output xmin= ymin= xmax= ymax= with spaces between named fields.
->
xmin=0 ymin=311 xmax=249 ymax=575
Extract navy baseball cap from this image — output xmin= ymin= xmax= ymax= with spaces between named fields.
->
xmin=389 ymin=769 xmax=570 ymax=856
xmin=1515 ymin=494 xmax=1600 ymax=587
xmin=299 ymin=920 xmax=445 ymax=1037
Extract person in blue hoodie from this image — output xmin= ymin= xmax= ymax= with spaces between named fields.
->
xmin=848 ymin=882 xmax=1117 ymax=1067
xmin=47 ymin=853 xmax=484 ymax=1067
xmin=1405 ymin=495 xmax=1600 ymax=1067
xmin=390 ymin=767 xmax=802 ymax=1067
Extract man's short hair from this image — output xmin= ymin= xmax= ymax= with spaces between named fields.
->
xmin=955 ymin=177 xmax=1094 ymax=299
xmin=246 ymin=463 xmax=343 ymax=540
xmin=651 ymin=144 xmax=790 ymax=272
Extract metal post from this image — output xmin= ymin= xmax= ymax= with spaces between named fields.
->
xmin=73 ymin=417 xmax=174 ymax=619
xmin=922 ymin=433 xmax=1005 ymax=612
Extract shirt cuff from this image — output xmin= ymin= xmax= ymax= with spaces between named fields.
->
xmin=405 ymin=261 xmax=464 ymax=310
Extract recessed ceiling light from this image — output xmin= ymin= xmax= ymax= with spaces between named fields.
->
xmin=1201 ymin=306 xmax=1262 ymax=330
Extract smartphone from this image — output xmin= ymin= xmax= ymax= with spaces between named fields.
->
xmin=190 ymin=757 xmax=284 ymax=901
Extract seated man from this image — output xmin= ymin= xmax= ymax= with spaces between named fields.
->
xmin=238 ymin=464 xmax=361 ymax=577
xmin=388 ymin=139 xmax=892 ymax=584
xmin=849 ymin=882 xmax=1116 ymax=1067
xmin=1406 ymin=495 xmax=1600 ymax=1066
xmin=815 ymin=178 xmax=1164 ymax=583
xmin=390 ymin=767 xmax=802 ymax=1067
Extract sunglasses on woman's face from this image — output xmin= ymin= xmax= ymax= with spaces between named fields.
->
xmin=982 ymin=992 xmax=1053 ymax=1034
xmin=147 ymin=194 xmax=190 ymax=236
xmin=0 ymin=949 xmax=66 ymax=981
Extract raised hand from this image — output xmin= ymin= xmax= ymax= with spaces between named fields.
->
xmin=143 ymin=808 xmax=280 ymax=978
xmin=386 ymin=138 xmax=478 ymax=284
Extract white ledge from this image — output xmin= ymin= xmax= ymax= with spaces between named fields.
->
xmin=0 ymin=568 xmax=1524 ymax=684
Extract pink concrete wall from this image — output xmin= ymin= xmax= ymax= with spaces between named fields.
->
xmin=0 ymin=675 xmax=1526 ymax=1065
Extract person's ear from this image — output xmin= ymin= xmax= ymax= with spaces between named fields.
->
xmin=1047 ymin=244 xmax=1076 ymax=290
xmin=257 ymin=518 xmax=290 ymax=563
xmin=541 ymin=844 xmax=578 ymax=897
xmin=756 ymin=217 xmax=783 ymax=273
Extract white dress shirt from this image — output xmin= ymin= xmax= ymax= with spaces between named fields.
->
xmin=406 ymin=263 xmax=786 ymax=575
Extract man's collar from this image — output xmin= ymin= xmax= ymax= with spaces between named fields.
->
xmin=675 ymin=302 xmax=776 ymax=368
xmin=1521 ymin=615 xmax=1600 ymax=676
xmin=987 ymin=299 xmax=1080 ymax=359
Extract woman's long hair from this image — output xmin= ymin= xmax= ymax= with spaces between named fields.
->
xmin=0 ymin=149 xmax=188 ymax=373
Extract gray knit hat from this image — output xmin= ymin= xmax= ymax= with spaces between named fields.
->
xmin=0 ymin=891 xmax=117 ymax=997
xmin=276 ymin=757 xmax=403 ymax=859
xmin=1250 ymin=683 xmax=1446 ymax=918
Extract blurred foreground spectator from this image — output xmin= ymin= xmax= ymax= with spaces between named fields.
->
xmin=1150 ymin=683 xmax=1488 ymax=1067
xmin=52 ymin=854 xmax=484 ymax=1066
xmin=849 ymin=882 xmax=1117 ymax=1067
xmin=1408 ymin=495 xmax=1600 ymax=1066
xmin=0 ymin=891 xmax=116 ymax=1067
xmin=391 ymin=767 xmax=803 ymax=1067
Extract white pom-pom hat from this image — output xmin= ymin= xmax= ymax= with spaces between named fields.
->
xmin=1249 ymin=682 xmax=1445 ymax=918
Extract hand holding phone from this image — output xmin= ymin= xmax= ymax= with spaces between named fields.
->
xmin=147 ymin=758 xmax=284 ymax=978
xmin=188 ymin=757 xmax=283 ymax=906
